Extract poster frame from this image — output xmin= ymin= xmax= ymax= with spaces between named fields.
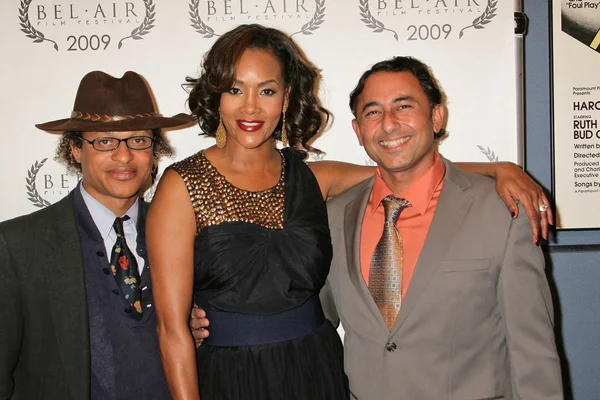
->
xmin=549 ymin=0 xmax=600 ymax=231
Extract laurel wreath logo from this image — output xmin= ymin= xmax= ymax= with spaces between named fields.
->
xmin=459 ymin=0 xmax=497 ymax=38
xmin=291 ymin=0 xmax=326 ymax=37
xmin=358 ymin=0 xmax=398 ymax=41
xmin=18 ymin=0 xmax=59 ymax=51
xmin=189 ymin=0 xmax=219 ymax=38
xmin=144 ymin=172 xmax=161 ymax=202
xmin=25 ymin=159 xmax=52 ymax=209
xmin=477 ymin=145 xmax=499 ymax=162
xmin=118 ymin=0 xmax=156 ymax=49
xmin=305 ymin=152 xmax=325 ymax=162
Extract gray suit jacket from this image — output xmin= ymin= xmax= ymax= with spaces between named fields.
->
xmin=324 ymin=159 xmax=563 ymax=400
xmin=0 ymin=193 xmax=90 ymax=400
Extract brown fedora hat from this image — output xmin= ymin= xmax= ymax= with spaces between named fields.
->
xmin=36 ymin=71 xmax=194 ymax=132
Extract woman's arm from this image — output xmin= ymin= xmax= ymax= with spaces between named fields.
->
xmin=309 ymin=158 xmax=551 ymax=244
xmin=147 ymin=169 xmax=199 ymax=400
xmin=456 ymin=161 xmax=553 ymax=244
xmin=308 ymin=161 xmax=375 ymax=199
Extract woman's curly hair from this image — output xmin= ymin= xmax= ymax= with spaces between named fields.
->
xmin=55 ymin=129 xmax=174 ymax=174
xmin=186 ymin=24 xmax=329 ymax=152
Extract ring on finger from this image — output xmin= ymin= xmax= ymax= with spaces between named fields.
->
xmin=539 ymin=204 xmax=548 ymax=213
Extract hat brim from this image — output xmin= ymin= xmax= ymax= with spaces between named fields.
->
xmin=35 ymin=113 xmax=195 ymax=133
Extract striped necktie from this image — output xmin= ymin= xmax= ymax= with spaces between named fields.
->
xmin=368 ymin=195 xmax=410 ymax=330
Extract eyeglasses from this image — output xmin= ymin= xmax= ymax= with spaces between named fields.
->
xmin=78 ymin=135 xmax=154 ymax=151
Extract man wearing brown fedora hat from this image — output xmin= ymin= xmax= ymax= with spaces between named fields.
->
xmin=0 ymin=71 xmax=195 ymax=400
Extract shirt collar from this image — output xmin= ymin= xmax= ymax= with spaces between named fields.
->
xmin=79 ymin=184 xmax=140 ymax=242
xmin=367 ymin=152 xmax=446 ymax=216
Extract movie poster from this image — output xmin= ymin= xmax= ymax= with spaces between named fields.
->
xmin=552 ymin=0 xmax=600 ymax=229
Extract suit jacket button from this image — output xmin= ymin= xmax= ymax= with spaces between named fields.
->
xmin=386 ymin=342 xmax=397 ymax=352
xmin=112 ymin=289 xmax=119 ymax=295
xmin=102 ymin=268 xmax=110 ymax=275
xmin=96 ymin=251 xmax=104 ymax=257
xmin=124 ymin=308 xmax=132 ymax=314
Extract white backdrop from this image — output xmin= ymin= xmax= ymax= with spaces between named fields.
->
xmin=0 ymin=0 xmax=516 ymax=221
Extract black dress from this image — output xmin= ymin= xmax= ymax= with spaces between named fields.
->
xmin=170 ymin=148 xmax=349 ymax=400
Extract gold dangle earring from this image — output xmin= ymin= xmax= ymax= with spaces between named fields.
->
xmin=281 ymin=97 xmax=289 ymax=147
xmin=216 ymin=115 xmax=226 ymax=148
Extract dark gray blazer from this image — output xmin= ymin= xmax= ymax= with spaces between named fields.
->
xmin=324 ymin=158 xmax=563 ymax=400
xmin=0 ymin=192 xmax=90 ymax=399
xmin=0 ymin=190 xmax=166 ymax=400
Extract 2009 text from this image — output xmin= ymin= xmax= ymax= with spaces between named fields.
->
xmin=66 ymin=35 xmax=111 ymax=51
xmin=407 ymin=24 xmax=452 ymax=41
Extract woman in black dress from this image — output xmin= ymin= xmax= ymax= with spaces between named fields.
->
xmin=147 ymin=24 xmax=552 ymax=400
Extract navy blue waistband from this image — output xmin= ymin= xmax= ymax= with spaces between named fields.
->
xmin=203 ymin=296 xmax=326 ymax=347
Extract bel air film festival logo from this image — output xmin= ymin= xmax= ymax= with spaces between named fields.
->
xmin=18 ymin=0 xmax=155 ymax=51
xmin=25 ymin=158 xmax=80 ymax=208
xmin=189 ymin=0 xmax=325 ymax=38
xmin=358 ymin=0 xmax=498 ymax=41
xmin=25 ymin=157 xmax=161 ymax=208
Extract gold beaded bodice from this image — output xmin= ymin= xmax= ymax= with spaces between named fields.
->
xmin=170 ymin=151 xmax=285 ymax=233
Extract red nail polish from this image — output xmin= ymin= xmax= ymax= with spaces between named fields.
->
xmin=535 ymin=239 xmax=540 ymax=246
xmin=511 ymin=212 xmax=516 ymax=219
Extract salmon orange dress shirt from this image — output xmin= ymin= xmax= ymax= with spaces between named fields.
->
xmin=360 ymin=152 xmax=446 ymax=297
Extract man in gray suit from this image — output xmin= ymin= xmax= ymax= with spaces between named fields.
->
xmin=0 ymin=71 xmax=194 ymax=399
xmin=324 ymin=56 xmax=563 ymax=399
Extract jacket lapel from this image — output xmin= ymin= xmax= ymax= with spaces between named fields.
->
xmin=391 ymin=159 xmax=474 ymax=334
xmin=42 ymin=192 xmax=91 ymax=399
xmin=342 ymin=178 xmax=389 ymax=332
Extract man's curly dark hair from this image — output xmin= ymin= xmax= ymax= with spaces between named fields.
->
xmin=55 ymin=129 xmax=174 ymax=174
xmin=186 ymin=24 xmax=329 ymax=152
